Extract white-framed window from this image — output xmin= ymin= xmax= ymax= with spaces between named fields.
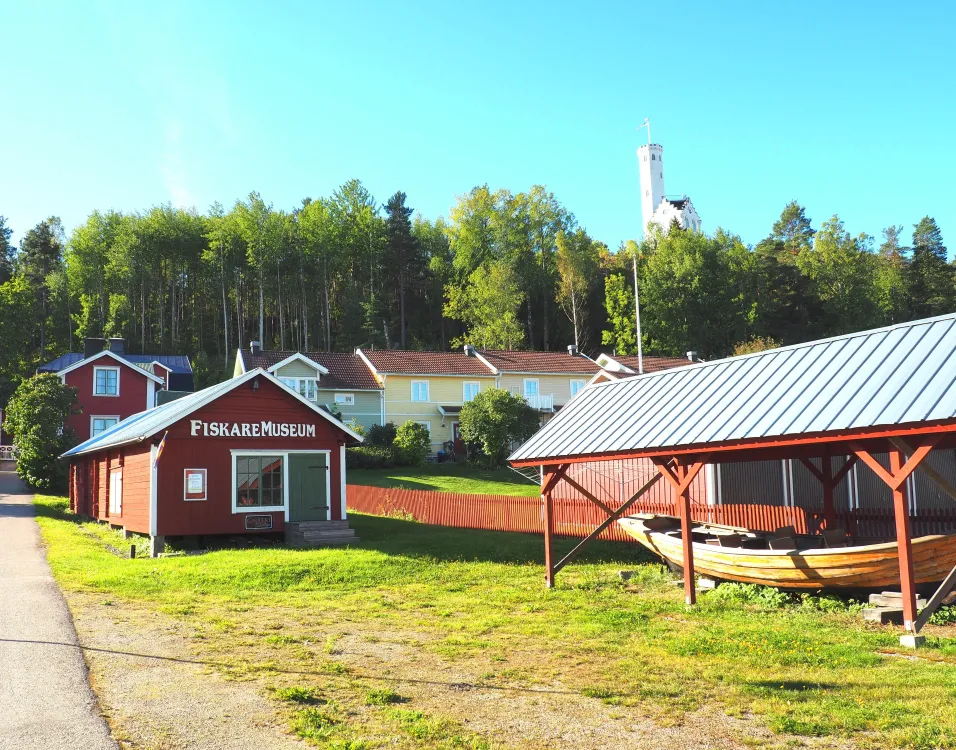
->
xmin=109 ymin=468 xmax=122 ymax=516
xmin=569 ymin=379 xmax=587 ymax=397
xmin=411 ymin=380 xmax=430 ymax=402
xmin=463 ymin=381 xmax=480 ymax=402
xmin=91 ymin=416 xmax=119 ymax=437
xmin=334 ymin=393 xmax=355 ymax=406
xmin=93 ymin=366 xmax=120 ymax=396
xmin=279 ymin=377 xmax=318 ymax=401
xmin=415 ymin=421 xmax=431 ymax=435
xmin=523 ymin=379 xmax=540 ymax=397
xmin=234 ymin=454 xmax=285 ymax=512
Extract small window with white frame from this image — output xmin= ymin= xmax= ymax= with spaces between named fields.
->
xmin=569 ymin=379 xmax=587 ymax=397
xmin=523 ymin=379 xmax=539 ymax=397
xmin=93 ymin=366 xmax=120 ymax=396
xmin=334 ymin=393 xmax=355 ymax=406
xmin=415 ymin=421 xmax=431 ymax=435
xmin=411 ymin=380 xmax=430 ymax=402
xmin=91 ymin=416 xmax=119 ymax=437
xmin=462 ymin=381 xmax=480 ymax=402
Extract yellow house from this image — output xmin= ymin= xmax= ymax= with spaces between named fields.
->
xmin=473 ymin=346 xmax=601 ymax=419
xmin=356 ymin=349 xmax=498 ymax=454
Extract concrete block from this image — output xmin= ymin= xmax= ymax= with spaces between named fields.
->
xmin=863 ymin=607 xmax=904 ymax=625
xmin=900 ymin=634 xmax=926 ymax=649
xmin=869 ymin=593 xmax=927 ymax=608
xmin=149 ymin=535 xmax=165 ymax=558
xmin=698 ymin=577 xmax=718 ymax=590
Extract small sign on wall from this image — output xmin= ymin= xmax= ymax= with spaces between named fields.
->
xmin=184 ymin=469 xmax=207 ymax=501
xmin=245 ymin=514 xmax=273 ymax=530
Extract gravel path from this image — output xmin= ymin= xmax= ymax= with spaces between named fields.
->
xmin=0 ymin=473 xmax=117 ymax=750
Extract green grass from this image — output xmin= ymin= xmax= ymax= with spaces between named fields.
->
xmin=347 ymin=463 xmax=538 ymax=496
xmin=32 ymin=494 xmax=956 ymax=749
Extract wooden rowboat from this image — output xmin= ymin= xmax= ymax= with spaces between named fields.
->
xmin=617 ymin=515 xmax=956 ymax=589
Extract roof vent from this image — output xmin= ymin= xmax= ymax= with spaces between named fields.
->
xmin=84 ymin=337 xmax=106 ymax=358
xmin=463 ymin=344 xmax=475 ymax=357
xmin=686 ymin=351 xmax=698 ymax=362
xmin=251 ymin=341 xmax=262 ymax=356
xmin=567 ymin=344 xmax=578 ymax=357
xmin=107 ymin=337 xmax=126 ymax=354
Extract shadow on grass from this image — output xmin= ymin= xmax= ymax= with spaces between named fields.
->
xmin=347 ymin=513 xmax=658 ymax=567
xmin=0 ymin=637 xmax=579 ymax=696
xmin=746 ymin=681 xmax=841 ymax=693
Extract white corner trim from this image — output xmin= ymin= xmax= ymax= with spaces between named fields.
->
xmin=149 ymin=443 xmax=158 ymax=537
xmin=267 ymin=351 xmax=330 ymax=376
xmin=59 ymin=349 xmax=165 ymax=383
xmin=340 ymin=444 xmax=347 ymax=520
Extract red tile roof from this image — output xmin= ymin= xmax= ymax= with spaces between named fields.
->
xmin=609 ymin=355 xmax=694 ymax=374
xmin=477 ymin=350 xmax=601 ymax=374
xmin=359 ymin=349 xmax=495 ymax=376
xmin=238 ymin=350 xmax=381 ymax=390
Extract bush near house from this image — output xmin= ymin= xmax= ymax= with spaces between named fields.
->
xmin=347 ymin=420 xmax=430 ymax=469
xmin=4 ymin=373 xmax=78 ymax=490
xmin=458 ymin=388 xmax=540 ymax=467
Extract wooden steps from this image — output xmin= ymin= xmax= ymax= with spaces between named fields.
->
xmin=285 ymin=520 xmax=359 ymax=548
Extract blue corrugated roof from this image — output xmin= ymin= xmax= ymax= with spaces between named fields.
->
xmin=39 ymin=352 xmax=193 ymax=374
xmin=510 ymin=314 xmax=956 ymax=464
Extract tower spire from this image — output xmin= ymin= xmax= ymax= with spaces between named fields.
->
xmin=638 ymin=118 xmax=651 ymax=146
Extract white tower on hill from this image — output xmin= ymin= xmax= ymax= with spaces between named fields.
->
xmin=636 ymin=123 xmax=701 ymax=237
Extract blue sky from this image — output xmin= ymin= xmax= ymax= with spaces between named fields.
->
xmin=2 ymin=1 xmax=954 ymax=250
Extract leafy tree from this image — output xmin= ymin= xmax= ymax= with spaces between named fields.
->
xmin=458 ymin=388 xmax=540 ymax=467
xmin=733 ymin=336 xmax=780 ymax=355
xmin=874 ymin=225 xmax=910 ymax=324
xmin=367 ymin=422 xmax=398 ymax=447
xmin=4 ymin=374 xmax=78 ymax=490
xmin=556 ymin=228 xmax=599 ymax=348
xmin=18 ymin=217 xmax=66 ymax=356
xmin=907 ymin=216 xmax=952 ymax=319
xmin=601 ymin=273 xmax=636 ymax=355
xmin=445 ymin=261 xmax=526 ymax=349
xmin=0 ymin=215 xmax=14 ymax=284
xmin=771 ymin=201 xmax=814 ymax=256
xmin=394 ymin=421 xmax=430 ymax=466
xmin=0 ymin=276 xmax=36 ymax=403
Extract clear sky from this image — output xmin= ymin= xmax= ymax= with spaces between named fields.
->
xmin=2 ymin=1 xmax=954 ymax=251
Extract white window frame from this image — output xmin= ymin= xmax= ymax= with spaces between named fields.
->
xmin=90 ymin=415 xmax=120 ymax=438
xmin=334 ymin=393 xmax=355 ymax=406
xmin=93 ymin=366 xmax=121 ymax=396
xmin=109 ymin=467 xmax=122 ymax=516
xmin=230 ymin=449 xmax=333 ymax=521
xmin=411 ymin=380 xmax=430 ymax=402
xmin=415 ymin=421 xmax=431 ymax=435
xmin=462 ymin=381 xmax=480 ymax=402
xmin=569 ymin=379 xmax=587 ymax=397
xmin=523 ymin=378 xmax=540 ymax=397
xmin=279 ymin=377 xmax=318 ymax=401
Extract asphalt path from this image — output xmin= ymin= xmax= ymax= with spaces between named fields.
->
xmin=0 ymin=472 xmax=117 ymax=749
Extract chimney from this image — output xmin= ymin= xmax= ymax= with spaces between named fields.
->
xmin=567 ymin=344 xmax=578 ymax=357
xmin=84 ymin=337 xmax=106 ymax=358
xmin=463 ymin=344 xmax=475 ymax=357
xmin=251 ymin=341 xmax=262 ymax=356
xmin=107 ymin=337 xmax=126 ymax=354
xmin=686 ymin=351 xmax=698 ymax=362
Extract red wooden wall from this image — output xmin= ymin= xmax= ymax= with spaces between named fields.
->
xmin=64 ymin=360 xmax=151 ymax=442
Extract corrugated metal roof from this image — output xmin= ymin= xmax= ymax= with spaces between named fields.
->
xmin=510 ymin=314 xmax=956 ymax=464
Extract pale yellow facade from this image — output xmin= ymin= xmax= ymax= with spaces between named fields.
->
xmin=377 ymin=373 xmax=498 ymax=451
xmin=495 ymin=373 xmax=590 ymax=407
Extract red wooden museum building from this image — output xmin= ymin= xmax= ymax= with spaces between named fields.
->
xmin=64 ymin=368 xmax=364 ymax=554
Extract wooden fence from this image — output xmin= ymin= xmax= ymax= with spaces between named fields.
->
xmin=347 ymin=484 xmax=956 ymax=541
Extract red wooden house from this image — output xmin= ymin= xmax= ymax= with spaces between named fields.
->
xmin=64 ymin=368 xmax=363 ymax=554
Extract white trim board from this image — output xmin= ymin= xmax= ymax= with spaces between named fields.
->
xmin=58 ymin=349 xmax=165 ymax=384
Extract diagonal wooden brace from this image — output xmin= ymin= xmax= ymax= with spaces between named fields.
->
xmin=562 ymin=474 xmax=617 ymax=517
xmin=652 ymin=456 xmax=710 ymax=496
xmin=914 ymin=565 xmax=956 ymax=633
xmin=850 ymin=437 xmax=939 ymax=491
xmin=890 ymin=437 xmax=956 ymax=503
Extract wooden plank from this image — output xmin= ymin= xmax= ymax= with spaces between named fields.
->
xmin=891 ymin=437 xmax=956 ymax=504
xmin=914 ymin=565 xmax=956 ymax=633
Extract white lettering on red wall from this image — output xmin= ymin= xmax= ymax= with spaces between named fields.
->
xmin=189 ymin=420 xmax=317 ymax=438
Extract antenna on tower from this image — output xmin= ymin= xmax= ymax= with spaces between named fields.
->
xmin=637 ymin=118 xmax=651 ymax=145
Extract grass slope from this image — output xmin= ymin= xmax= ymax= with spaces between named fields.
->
xmin=347 ymin=464 xmax=539 ymax=496
xmin=34 ymin=495 xmax=956 ymax=750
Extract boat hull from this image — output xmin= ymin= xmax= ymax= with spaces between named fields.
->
xmin=617 ymin=517 xmax=956 ymax=589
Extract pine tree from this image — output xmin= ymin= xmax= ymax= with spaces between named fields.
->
xmin=908 ymin=216 xmax=953 ymax=319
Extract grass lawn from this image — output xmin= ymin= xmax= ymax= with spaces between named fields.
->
xmin=34 ymin=494 xmax=956 ymax=750
xmin=347 ymin=463 xmax=539 ymax=496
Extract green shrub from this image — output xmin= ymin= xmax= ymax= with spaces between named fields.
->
xmin=346 ymin=446 xmax=397 ymax=469
xmin=393 ymin=421 xmax=430 ymax=466
xmin=706 ymin=582 xmax=793 ymax=609
xmin=4 ymin=373 xmax=78 ymax=491
xmin=366 ymin=422 xmax=397 ymax=448
xmin=458 ymin=388 xmax=540 ymax=467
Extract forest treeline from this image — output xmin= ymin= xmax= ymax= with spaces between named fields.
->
xmin=0 ymin=181 xmax=950 ymax=401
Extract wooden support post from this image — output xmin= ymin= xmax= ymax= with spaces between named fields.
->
xmin=677 ymin=464 xmax=696 ymax=606
xmin=890 ymin=448 xmax=917 ymax=632
xmin=821 ymin=452 xmax=836 ymax=530
xmin=541 ymin=466 xmax=558 ymax=589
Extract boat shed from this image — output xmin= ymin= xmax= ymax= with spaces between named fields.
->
xmin=64 ymin=368 xmax=364 ymax=555
xmin=509 ymin=313 xmax=956 ymax=636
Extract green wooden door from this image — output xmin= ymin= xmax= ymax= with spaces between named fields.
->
xmin=288 ymin=453 xmax=329 ymax=522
